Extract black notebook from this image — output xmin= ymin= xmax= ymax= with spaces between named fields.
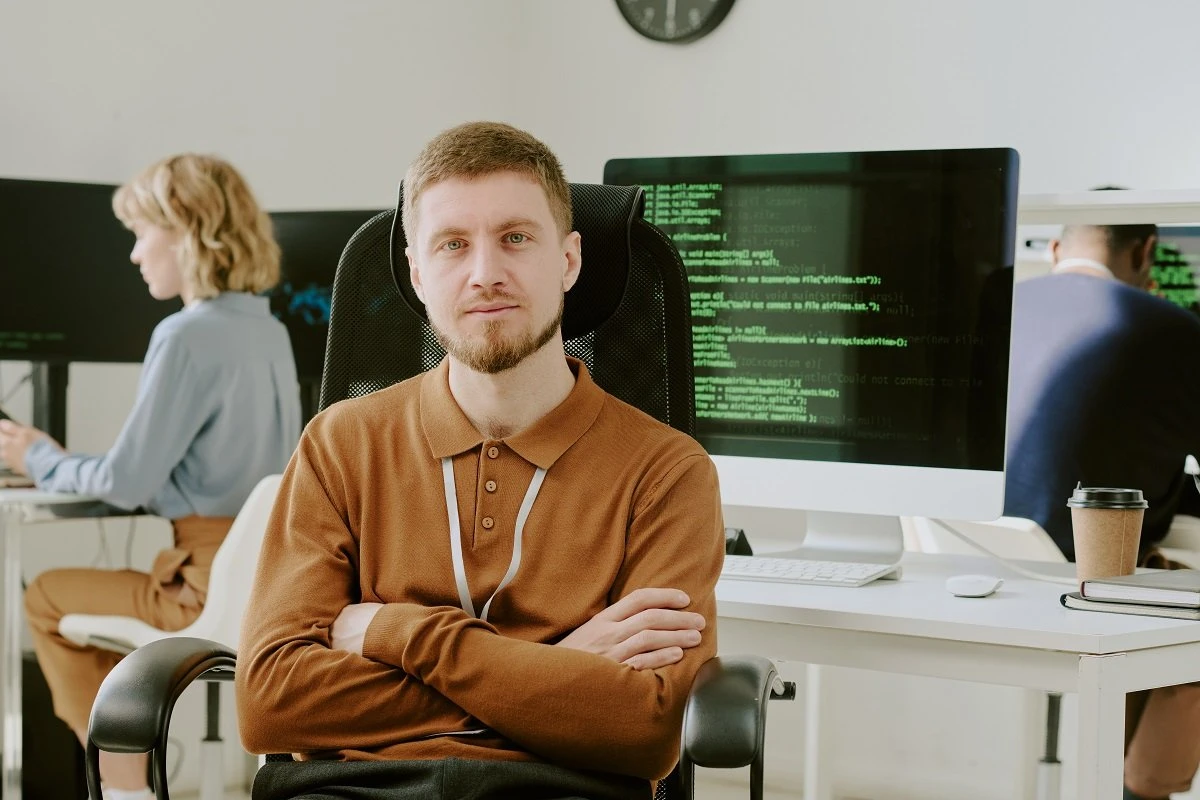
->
xmin=1061 ymin=592 xmax=1200 ymax=621
xmin=1080 ymin=570 xmax=1200 ymax=608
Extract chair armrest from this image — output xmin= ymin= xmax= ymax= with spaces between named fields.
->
xmin=87 ymin=636 xmax=235 ymax=753
xmin=681 ymin=654 xmax=788 ymax=769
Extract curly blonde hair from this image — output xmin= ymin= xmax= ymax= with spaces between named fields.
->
xmin=112 ymin=154 xmax=280 ymax=300
xmin=402 ymin=121 xmax=573 ymax=243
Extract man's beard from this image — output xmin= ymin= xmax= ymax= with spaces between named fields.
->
xmin=432 ymin=295 xmax=565 ymax=374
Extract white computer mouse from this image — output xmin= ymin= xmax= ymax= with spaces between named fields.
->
xmin=945 ymin=574 xmax=1004 ymax=598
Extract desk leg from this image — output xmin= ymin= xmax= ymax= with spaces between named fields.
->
xmin=804 ymin=664 xmax=833 ymax=800
xmin=0 ymin=506 xmax=20 ymax=800
xmin=1076 ymin=654 xmax=1125 ymax=800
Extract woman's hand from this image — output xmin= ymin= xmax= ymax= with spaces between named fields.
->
xmin=0 ymin=421 xmax=60 ymax=475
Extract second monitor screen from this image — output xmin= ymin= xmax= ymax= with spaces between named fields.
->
xmin=605 ymin=149 xmax=1019 ymax=472
xmin=269 ymin=209 xmax=383 ymax=381
xmin=0 ymin=183 xmax=382 ymax=380
xmin=1152 ymin=226 xmax=1200 ymax=314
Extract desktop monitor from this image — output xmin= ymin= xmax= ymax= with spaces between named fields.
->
xmin=0 ymin=178 xmax=176 ymax=363
xmin=604 ymin=149 xmax=1019 ymax=544
xmin=268 ymin=209 xmax=383 ymax=382
xmin=1151 ymin=226 xmax=1200 ymax=315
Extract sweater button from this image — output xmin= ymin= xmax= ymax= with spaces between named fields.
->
xmin=481 ymin=516 xmax=495 ymax=529
xmin=487 ymin=446 xmax=499 ymax=459
xmin=485 ymin=480 xmax=497 ymax=493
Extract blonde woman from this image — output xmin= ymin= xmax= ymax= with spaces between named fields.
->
xmin=0 ymin=154 xmax=301 ymax=799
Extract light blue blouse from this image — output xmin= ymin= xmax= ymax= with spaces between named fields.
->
xmin=25 ymin=292 xmax=301 ymax=519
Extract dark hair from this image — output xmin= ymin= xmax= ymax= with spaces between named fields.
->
xmin=1060 ymin=186 xmax=1157 ymax=253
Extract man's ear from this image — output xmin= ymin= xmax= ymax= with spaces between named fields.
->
xmin=1134 ymin=235 xmax=1158 ymax=276
xmin=406 ymin=246 xmax=425 ymax=304
xmin=1047 ymin=238 xmax=1063 ymax=265
xmin=1123 ymin=236 xmax=1157 ymax=290
xmin=562 ymin=231 xmax=582 ymax=293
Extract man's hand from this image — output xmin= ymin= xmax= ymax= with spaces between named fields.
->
xmin=0 ymin=420 xmax=58 ymax=475
xmin=557 ymin=588 xmax=705 ymax=670
xmin=330 ymin=603 xmax=383 ymax=655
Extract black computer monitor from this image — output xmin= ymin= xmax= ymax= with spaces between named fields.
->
xmin=604 ymin=148 xmax=1018 ymax=522
xmin=1152 ymin=226 xmax=1200 ymax=314
xmin=0 ymin=178 xmax=177 ymax=363
xmin=268 ymin=209 xmax=384 ymax=382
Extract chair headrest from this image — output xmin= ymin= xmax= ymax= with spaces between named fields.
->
xmin=389 ymin=182 xmax=644 ymax=340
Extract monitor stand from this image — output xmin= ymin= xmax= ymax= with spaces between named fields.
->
xmin=790 ymin=511 xmax=904 ymax=568
xmin=723 ymin=506 xmax=904 ymax=579
xmin=31 ymin=362 xmax=68 ymax=445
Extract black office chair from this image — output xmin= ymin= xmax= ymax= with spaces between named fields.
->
xmin=85 ymin=183 xmax=792 ymax=800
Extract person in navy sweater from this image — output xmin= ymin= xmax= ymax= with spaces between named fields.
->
xmin=1005 ymin=218 xmax=1200 ymax=800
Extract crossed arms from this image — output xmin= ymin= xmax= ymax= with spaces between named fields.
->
xmin=236 ymin=423 xmax=724 ymax=780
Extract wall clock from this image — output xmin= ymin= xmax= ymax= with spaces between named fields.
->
xmin=615 ymin=0 xmax=736 ymax=44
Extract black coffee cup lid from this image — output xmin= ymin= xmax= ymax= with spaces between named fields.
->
xmin=1066 ymin=484 xmax=1148 ymax=510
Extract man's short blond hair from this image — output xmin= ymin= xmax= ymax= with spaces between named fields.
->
xmin=401 ymin=121 xmax=573 ymax=244
xmin=112 ymin=154 xmax=281 ymax=300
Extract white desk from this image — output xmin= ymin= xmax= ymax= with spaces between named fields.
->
xmin=0 ymin=488 xmax=97 ymax=800
xmin=716 ymin=552 xmax=1200 ymax=800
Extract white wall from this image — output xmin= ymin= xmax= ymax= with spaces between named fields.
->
xmin=8 ymin=1 xmax=1200 ymax=198
xmin=517 ymin=0 xmax=1200 ymax=192
xmin=5 ymin=1 xmax=1200 ymax=797
xmin=0 ymin=0 xmax=532 ymax=208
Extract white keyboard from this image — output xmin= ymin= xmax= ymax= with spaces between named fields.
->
xmin=721 ymin=555 xmax=898 ymax=587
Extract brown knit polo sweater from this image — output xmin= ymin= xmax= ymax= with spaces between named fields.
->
xmin=236 ymin=358 xmax=724 ymax=781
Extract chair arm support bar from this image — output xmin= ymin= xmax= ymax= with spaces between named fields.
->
xmin=681 ymin=655 xmax=783 ymax=769
xmin=87 ymin=636 xmax=235 ymax=753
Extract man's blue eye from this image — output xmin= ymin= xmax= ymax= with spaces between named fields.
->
xmin=506 ymin=233 xmax=526 ymax=244
xmin=446 ymin=240 xmax=462 ymax=251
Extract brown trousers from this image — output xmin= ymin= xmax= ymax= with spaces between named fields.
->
xmin=1123 ymin=549 xmax=1200 ymax=798
xmin=24 ymin=516 xmax=234 ymax=734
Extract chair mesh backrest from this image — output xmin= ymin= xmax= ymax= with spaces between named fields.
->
xmin=318 ymin=183 xmax=695 ymax=437
xmin=316 ymin=183 xmax=693 ymax=800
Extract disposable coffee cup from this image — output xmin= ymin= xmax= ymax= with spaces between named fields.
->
xmin=1066 ymin=485 xmax=1148 ymax=582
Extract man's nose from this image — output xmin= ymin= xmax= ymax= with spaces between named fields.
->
xmin=467 ymin=243 xmax=506 ymax=287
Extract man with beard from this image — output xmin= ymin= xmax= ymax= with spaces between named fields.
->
xmin=235 ymin=121 xmax=724 ymax=800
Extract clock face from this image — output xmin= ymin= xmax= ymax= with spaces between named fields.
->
xmin=615 ymin=0 xmax=736 ymax=44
